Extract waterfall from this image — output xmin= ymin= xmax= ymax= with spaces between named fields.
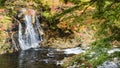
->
xmin=18 ymin=15 xmax=43 ymax=50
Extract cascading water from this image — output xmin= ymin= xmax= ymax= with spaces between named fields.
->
xmin=18 ymin=14 xmax=43 ymax=50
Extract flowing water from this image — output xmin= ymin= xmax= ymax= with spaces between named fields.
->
xmin=0 ymin=47 xmax=86 ymax=68
xmin=18 ymin=15 xmax=43 ymax=50
xmin=8 ymin=10 xmax=85 ymax=68
xmin=1 ymin=8 xmax=120 ymax=68
xmin=0 ymin=48 xmax=65 ymax=68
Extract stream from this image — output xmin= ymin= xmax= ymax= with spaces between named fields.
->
xmin=1 ymin=8 xmax=85 ymax=68
xmin=2 ymin=8 xmax=119 ymax=68
xmin=0 ymin=47 xmax=86 ymax=68
xmin=0 ymin=48 xmax=65 ymax=68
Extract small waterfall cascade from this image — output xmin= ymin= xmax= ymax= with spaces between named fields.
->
xmin=17 ymin=9 xmax=43 ymax=50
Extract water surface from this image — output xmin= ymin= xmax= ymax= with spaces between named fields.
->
xmin=0 ymin=48 xmax=65 ymax=68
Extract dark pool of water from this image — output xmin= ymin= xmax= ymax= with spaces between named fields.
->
xmin=0 ymin=48 xmax=68 ymax=68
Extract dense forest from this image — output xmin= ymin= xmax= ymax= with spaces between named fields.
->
xmin=0 ymin=0 xmax=120 ymax=68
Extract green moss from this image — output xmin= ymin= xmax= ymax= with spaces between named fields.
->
xmin=109 ymin=51 xmax=120 ymax=59
xmin=0 ymin=44 xmax=13 ymax=54
xmin=89 ymin=52 xmax=108 ymax=68
xmin=0 ymin=0 xmax=5 ymax=7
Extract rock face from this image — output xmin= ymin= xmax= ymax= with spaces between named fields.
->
xmin=12 ymin=8 xmax=43 ymax=51
xmin=97 ymin=61 xmax=119 ymax=68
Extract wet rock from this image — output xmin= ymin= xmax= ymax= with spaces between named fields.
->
xmin=12 ymin=8 xmax=44 ymax=51
xmin=97 ymin=61 xmax=119 ymax=68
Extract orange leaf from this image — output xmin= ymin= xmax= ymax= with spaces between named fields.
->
xmin=0 ymin=26 xmax=6 ymax=31
xmin=0 ymin=9 xmax=4 ymax=13
xmin=0 ymin=16 xmax=4 ymax=20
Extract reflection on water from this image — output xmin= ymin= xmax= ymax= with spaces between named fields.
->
xmin=0 ymin=48 xmax=65 ymax=68
xmin=0 ymin=52 xmax=18 ymax=68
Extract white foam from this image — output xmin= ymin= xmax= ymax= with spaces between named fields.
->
xmin=63 ymin=47 xmax=85 ymax=54
xmin=108 ymin=48 xmax=120 ymax=54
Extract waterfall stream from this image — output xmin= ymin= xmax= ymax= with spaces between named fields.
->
xmin=18 ymin=15 xmax=43 ymax=50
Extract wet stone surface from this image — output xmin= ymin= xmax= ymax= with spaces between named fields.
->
xmin=97 ymin=61 xmax=120 ymax=68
